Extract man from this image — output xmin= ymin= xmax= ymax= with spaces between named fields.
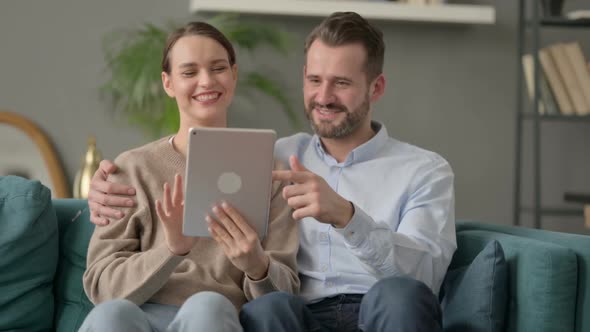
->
xmin=89 ymin=12 xmax=455 ymax=332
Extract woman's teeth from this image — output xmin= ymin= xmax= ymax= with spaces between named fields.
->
xmin=195 ymin=93 xmax=219 ymax=102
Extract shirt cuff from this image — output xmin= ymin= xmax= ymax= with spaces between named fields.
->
xmin=333 ymin=203 xmax=374 ymax=247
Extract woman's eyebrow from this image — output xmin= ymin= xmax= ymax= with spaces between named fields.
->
xmin=179 ymin=62 xmax=198 ymax=69
xmin=178 ymin=59 xmax=229 ymax=68
xmin=210 ymin=59 xmax=229 ymax=65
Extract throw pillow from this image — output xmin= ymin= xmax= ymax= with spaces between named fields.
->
xmin=440 ymin=240 xmax=508 ymax=332
xmin=0 ymin=176 xmax=58 ymax=331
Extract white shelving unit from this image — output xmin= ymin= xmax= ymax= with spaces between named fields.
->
xmin=190 ymin=0 xmax=495 ymax=25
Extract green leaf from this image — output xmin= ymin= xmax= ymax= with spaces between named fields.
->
xmin=241 ymin=72 xmax=302 ymax=130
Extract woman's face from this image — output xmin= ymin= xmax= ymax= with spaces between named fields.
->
xmin=162 ymin=35 xmax=237 ymax=127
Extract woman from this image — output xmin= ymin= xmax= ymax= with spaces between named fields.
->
xmin=79 ymin=22 xmax=299 ymax=332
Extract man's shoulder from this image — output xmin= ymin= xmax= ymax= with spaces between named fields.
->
xmin=275 ymin=132 xmax=314 ymax=163
xmin=386 ymin=138 xmax=453 ymax=174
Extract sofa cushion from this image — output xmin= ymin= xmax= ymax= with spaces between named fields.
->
xmin=441 ymin=239 xmax=508 ymax=332
xmin=0 ymin=176 xmax=58 ymax=331
xmin=52 ymin=199 xmax=95 ymax=332
xmin=452 ymin=229 xmax=578 ymax=332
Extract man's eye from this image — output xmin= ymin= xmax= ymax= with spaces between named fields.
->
xmin=336 ymin=81 xmax=349 ymax=86
xmin=212 ymin=67 xmax=227 ymax=72
xmin=182 ymin=71 xmax=195 ymax=77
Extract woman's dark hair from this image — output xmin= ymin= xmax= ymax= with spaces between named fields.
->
xmin=162 ymin=21 xmax=236 ymax=74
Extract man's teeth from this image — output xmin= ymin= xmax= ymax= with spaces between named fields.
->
xmin=317 ymin=108 xmax=336 ymax=115
xmin=195 ymin=93 xmax=219 ymax=101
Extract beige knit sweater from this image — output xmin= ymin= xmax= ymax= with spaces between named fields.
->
xmin=83 ymin=137 xmax=299 ymax=309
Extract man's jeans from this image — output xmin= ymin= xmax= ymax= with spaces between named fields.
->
xmin=240 ymin=276 xmax=442 ymax=332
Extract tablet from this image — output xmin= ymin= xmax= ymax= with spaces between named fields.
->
xmin=182 ymin=127 xmax=276 ymax=240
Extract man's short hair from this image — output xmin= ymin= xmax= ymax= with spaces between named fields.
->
xmin=304 ymin=12 xmax=385 ymax=82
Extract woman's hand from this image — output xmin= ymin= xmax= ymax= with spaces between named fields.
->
xmin=156 ymin=174 xmax=196 ymax=256
xmin=208 ymin=202 xmax=270 ymax=280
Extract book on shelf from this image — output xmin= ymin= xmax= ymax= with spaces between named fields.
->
xmin=585 ymin=205 xmax=590 ymax=229
xmin=566 ymin=10 xmax=590 ymax=20
xmin=522 ymin=54 xmax=560 ymax=114
xmin=538 ymin=48 xmax=575 ymax=115
xmin=548 ymin=43 xmax=590 ymax=115
xmin=563 ymin=42 xmax=590 ymax=115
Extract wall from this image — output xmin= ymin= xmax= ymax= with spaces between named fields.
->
xmin=1 ymin=0 xmax=589 ymax=234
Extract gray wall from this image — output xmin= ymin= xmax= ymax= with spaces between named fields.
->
xmin=1 ymin=0 xmax=589 ymax=234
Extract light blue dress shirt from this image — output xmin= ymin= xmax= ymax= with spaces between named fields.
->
xmin=275 ymin=122 xmax=456 ymax=303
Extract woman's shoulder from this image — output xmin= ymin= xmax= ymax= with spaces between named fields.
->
xmin=109 ymin=137 xmax=173 ymax=185
xmin=114 ymin=137 xmax=171 ymax=166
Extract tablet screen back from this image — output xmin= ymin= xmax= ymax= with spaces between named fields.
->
xmin=182 ymin=127 xmax=276 ymax=240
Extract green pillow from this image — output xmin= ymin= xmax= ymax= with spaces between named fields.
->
xmin=441 ymin=239 xmax=508 ymax=332
xmin=0 ymin=176 xmax=58 ymax=331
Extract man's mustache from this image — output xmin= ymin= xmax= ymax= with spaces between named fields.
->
xmin=308 ymin=102 xmax=347 ymax=113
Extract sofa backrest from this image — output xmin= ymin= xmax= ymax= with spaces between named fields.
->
xmin=52 ymin=199 xmax=95 ymax=332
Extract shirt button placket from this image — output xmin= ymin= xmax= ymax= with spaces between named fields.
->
xmin=318 ymin=229 xmax=330 ymax=276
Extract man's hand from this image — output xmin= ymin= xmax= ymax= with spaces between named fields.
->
xmin=155 ymin=174 xmax=196 ymax=256
xmin=207 ymin=202 xmax=270 ymax=280
xmin=272 ymin=156 xmax=354 ymax=228
xmin=88 ymin=160 xmax=136 ymax=226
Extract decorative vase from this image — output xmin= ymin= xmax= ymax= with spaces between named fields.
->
xmin=73 ymin=136 xmax=102 ymax=198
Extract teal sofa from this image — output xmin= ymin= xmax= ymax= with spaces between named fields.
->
xmin=1 ymin=177 xmax=589 ymax=331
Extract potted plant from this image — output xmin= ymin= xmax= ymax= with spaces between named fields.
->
xmin=101 ymin=14 xmax=301 ymax=138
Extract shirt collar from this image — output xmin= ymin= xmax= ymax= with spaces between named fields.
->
xmin=312 ymin=121 xmax=388 ymax=167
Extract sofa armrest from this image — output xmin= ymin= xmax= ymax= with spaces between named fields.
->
xmin=52 ymin=199 xmax=95 ymax=332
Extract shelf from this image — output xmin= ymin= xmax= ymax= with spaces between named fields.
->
xmin=520 ymin=206 xmax=584 ymax=217
xmin=540 ymin=17 xmax=590 ymax=28
xmin=521 ymin=113 xmax=590 ymax=122
xmin=190 ymin=0 xmax=496 ymax=25
xmin=514 ymin=0 xmax=590 ymax=230
xmin=564 ymin=192 xmax=590 ymax=204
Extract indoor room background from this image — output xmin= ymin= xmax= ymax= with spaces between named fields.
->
xmin=1 ymin=0 xmax=589 ymax=234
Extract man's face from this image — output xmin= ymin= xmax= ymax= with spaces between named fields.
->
xmin=303 ymin=40 xmax=372 ymax=139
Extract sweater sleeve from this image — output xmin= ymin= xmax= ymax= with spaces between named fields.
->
xmin=82 ymin=167 xmax=185 ymax=305
xmin=243 ymin=163 xmax=300 ymax=300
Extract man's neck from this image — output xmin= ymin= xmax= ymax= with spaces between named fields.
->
xmin=319 ymin=122 xmax=376 ymax=163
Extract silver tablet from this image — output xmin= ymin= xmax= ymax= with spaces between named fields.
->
xmin=182 ymin=127 xmax=276 ymax=240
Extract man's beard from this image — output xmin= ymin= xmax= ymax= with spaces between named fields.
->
xmin=305 ymin=96 xmax=370 ymax=139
